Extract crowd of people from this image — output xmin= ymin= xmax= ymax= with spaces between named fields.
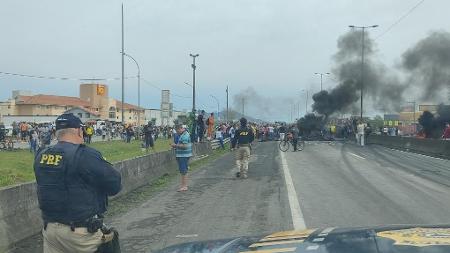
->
xmin=0 ymin=121 xmax=54 ymax=153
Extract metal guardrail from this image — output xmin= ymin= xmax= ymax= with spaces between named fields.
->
xmin=210 ymin=137 xmax=230 ymax=150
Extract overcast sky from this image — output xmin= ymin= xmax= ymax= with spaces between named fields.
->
xmin=0 ymin=0 xmax=447 ymax=120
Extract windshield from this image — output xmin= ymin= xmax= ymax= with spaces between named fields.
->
xmin=1 ymin=1 xmax=450 ymax=253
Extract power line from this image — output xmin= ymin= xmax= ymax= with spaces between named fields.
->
xmin=141 ymin=78 xmax=191 ymax=99
xmin=0 ymin=70 xmax=136 ymax=81
xmin=375 ymin=0 xmax=426 ymax=40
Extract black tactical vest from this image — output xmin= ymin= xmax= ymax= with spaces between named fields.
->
xmin=34 ymin=142 xmax=99 ymax=223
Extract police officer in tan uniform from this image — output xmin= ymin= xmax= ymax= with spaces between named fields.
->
xmin=34 ymin=113 xmax=121 ymax=253
xmin=233 ymin=117 xmax=254 ymax=179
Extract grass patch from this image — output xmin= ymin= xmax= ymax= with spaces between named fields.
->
xmin=0 ymin=139 xmax=172 ymax=187
xmin=105 ymin=144 xmax=231 ymax=218
xmin=89 ymin=139 xmax=171 ymax=163
xmin=0 ymin=150 xmax=36 ymax=187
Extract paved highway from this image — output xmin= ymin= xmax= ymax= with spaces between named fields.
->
xmin=9 ymin=141 xmax=450 ymax=253
xmin=283 ymin=141 xmax=450 ymax=228
xmin=111 ymin=141 xmax=450 ymax=252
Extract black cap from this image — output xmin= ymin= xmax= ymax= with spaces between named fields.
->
xmin=55 ymin=113 xmax=84 ymax=130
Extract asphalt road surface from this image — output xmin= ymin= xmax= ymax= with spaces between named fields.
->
xmin=9 ymin=141 xmax=450 ymax=252
xmin=111 ymin=141 xmax=450 ymax=252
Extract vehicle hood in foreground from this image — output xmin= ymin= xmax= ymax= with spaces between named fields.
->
xmin=156 ymin=224 xmax=450 ymax=253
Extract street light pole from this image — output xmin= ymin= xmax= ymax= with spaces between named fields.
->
xmin=189 ymin=54 xmax=199 ymax=113
xmin=302 ymin=90 xmax=309 ymax=114
xmin=123 ymin=53 xmax=141 ymax=126
xmin=226 ymin=85 xmax=229 ymax=122
xmin=121 ymin=3 xmax=125 ymax=125
xmin=210 ymin=95 xmax=219 ymax=120
xmin=314 ymin=72 xmax=330 ymax=91
xmin=406 ymin=100 xmax=416 ymax=132
xmin=348 ymin=25 xmax=378 ymax=120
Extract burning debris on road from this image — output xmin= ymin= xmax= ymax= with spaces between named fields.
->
xmin=418 ymin=104 xmax=450 ymax=138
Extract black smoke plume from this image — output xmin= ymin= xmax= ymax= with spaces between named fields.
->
xmin=296 ymin=113 xmax=325 ymax=136
xmin=312 ymin=30 xmax=405 ymax=116
xmin=312 ymin=30 xmax=450 ymax=117
xmin=418 ymin=104 xmax=450 ymax=138
xmin=401 ymin=31 xmax=450 ymax=101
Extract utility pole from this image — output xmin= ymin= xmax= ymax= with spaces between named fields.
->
xmin=349 ymin=25 xmax=378 ymax=120
xmin=189 ymin=54 xmax=199 ymax=113
xmin=121 ymin=3 xmax=125 ymax=125
xmin=302 ymin=90 xmax=309 ymax=114
xmin=226 ymin=85 xmax=229 ymax=122
xmin=406 ymin=100 xmax=416 ymax=133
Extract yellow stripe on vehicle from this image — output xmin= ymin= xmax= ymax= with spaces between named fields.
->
xmin=240 ymin=247 xmax=296 ymax=253
xmin=250 ymin=239 xmax=304 ymax=248
xmin=265 ymin=229 xmax=315 ymax=239
xmin=260 ymin=235 xmax=308 ymax=242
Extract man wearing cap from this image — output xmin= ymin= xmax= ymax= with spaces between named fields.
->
xmin=233 ymin=118 xmax=254 ymax=179
xmin=34 ymin=113 xmax=122 ymax=253
xmin=171 ymin=124 xmax=192 ymax=192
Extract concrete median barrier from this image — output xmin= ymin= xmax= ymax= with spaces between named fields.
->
xmin=366 ymin=135 xmax=450 ymax=159
xmin=0 ymin=142 xmax=212 ymax=251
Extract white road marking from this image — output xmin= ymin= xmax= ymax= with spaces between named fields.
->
xmin=280 ymin=150 xmax=307 ymax=230
xmin=175 ymin=234 xmax=198 ymax=238
xmin=348 ymin=152 xmax=366 ymax=160
xmin=306 ymin=245 xmax=319 ymax=250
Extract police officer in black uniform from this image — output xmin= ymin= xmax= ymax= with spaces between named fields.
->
xmin=233 ymin=118 xmax=254 ymax=179
xmin=34 ymin=113 xmax=121 ymax=253
xmin=142 ymin=121 xmax=155 ymax=152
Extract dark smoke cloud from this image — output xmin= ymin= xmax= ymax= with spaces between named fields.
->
xmin=312 ymin=30 xmax=450 ymax=117
xmin=401 ymin=31 xmax=450 ymax=101
xmin=418 ymin=104 xmax=450 ymax=138
xmin=312 ymin=30 xmax=406 ymax=117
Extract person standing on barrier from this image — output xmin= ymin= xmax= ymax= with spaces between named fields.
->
xmin=34 ymin=113 xmax=122 ymax=253
xmin=233 ymin=117 xmax=254 ymax=179
xmin=171 ymin=124 xmax=192 ymax=192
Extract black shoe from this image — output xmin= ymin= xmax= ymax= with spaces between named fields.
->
xmin=236 ymin=172 xmax=241 ymax=178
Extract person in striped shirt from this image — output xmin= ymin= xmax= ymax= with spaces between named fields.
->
xmin=171 ymin=124 xmax=192 ymax=192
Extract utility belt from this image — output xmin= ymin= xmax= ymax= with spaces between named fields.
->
xmin=45 ymin=215 xmax=104 ymax=233
xmin=44 ymin=217 xmax=121 ymax=253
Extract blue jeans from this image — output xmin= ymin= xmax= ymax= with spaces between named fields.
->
xmin=30 ymin=139 xmax=37 ymax=153
xmin=218 ymin=137 xmax=224 ymax=149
